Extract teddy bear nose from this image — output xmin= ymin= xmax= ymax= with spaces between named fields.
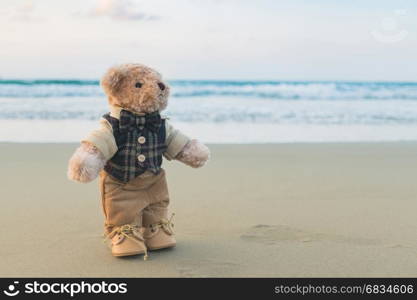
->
xmin=157 ymin=82 xmax=165 ymax=91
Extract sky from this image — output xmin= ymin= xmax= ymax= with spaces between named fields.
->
xmin=0 ymin=0 xmax=416 ymax=81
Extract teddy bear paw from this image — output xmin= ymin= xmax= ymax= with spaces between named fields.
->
xmin=67 ymin=142 xmax=106 ymax=183
xmin=176 ymin=139 xmax=210 ymax=168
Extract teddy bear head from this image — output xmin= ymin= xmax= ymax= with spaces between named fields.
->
xmin=100 ymin=63 xmax=170 ymax=114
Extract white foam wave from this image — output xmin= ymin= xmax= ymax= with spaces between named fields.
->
xmin=2 ymin=97 xmax=417 ymax=126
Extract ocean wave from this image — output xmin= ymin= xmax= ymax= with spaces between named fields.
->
xmin=2 ymin=97 xmax=417 ymax=126
xmin=1 ymin=80 xmax=417 ymax=100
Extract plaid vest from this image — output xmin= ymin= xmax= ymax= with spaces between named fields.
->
xmin=103 ymin=110 xmax=167 ymax=183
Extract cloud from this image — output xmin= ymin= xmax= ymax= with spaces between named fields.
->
xmin=17 ymin=1 xmax=35 ymax=13
xmin=90 ymin=0 xmax=159 ymax=21
xmin=10 ymin=0 xmax=44 ymax=22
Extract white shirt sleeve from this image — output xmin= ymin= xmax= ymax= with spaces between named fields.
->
xmin=81 ymin=118 xmax=118 ymax=160
xmin=164 ymin=121 xmax=190 ymax=160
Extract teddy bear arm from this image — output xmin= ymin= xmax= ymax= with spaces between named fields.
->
xmin=175 ymin=139 xmax=210 ymax=168
xmin=67 ymin=142 xmax=107 ymax=183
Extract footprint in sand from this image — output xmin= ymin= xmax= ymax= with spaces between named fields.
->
xmin=176 ymin=259 xmax=240 ymax=277
xmin=241 ymin=224 xmax=382 ymax=246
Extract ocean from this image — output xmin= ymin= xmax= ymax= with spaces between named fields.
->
xmin=1 ymin=79 xmax=417 ymax=143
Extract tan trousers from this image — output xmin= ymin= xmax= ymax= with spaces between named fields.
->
xmin=99 ymin=169 xmax=170 ymax=234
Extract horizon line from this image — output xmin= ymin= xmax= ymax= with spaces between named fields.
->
xmin=0 ymin=78 xmax=417 ymax=84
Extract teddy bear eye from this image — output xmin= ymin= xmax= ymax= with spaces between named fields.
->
xmin=135 ymin=82 xmax=142 ymax=88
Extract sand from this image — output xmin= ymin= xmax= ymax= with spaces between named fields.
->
xmin=0 ymin=142 xmax=417 ymax=277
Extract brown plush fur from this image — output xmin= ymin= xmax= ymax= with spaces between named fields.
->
xmin=68 ymin=142 xmax=104 ymax=183
xmin=101 ymin=63 xmax=169 ymax=114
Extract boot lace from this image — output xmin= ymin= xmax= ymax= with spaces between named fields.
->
xmin=150 ymin=213 xmax=175 ymax=235
xmin=105 ymin=224 xmax=148 ymax=260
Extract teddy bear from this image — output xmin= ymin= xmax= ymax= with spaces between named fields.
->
xmin=67 ymin=63 xmax=210 ymax=259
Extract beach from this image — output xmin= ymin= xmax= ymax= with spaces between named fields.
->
xmin=0 ymin=142 xmax=416 ymax=277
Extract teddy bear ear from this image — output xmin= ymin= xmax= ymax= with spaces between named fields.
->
xmin=100 ymin=66 xmax=126 ymax=96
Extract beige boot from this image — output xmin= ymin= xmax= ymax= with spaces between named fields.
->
xmin=106 ymin=224 xmax=148 ymax=259
xmin=144 ymin=214 xmax=176 ymax=250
